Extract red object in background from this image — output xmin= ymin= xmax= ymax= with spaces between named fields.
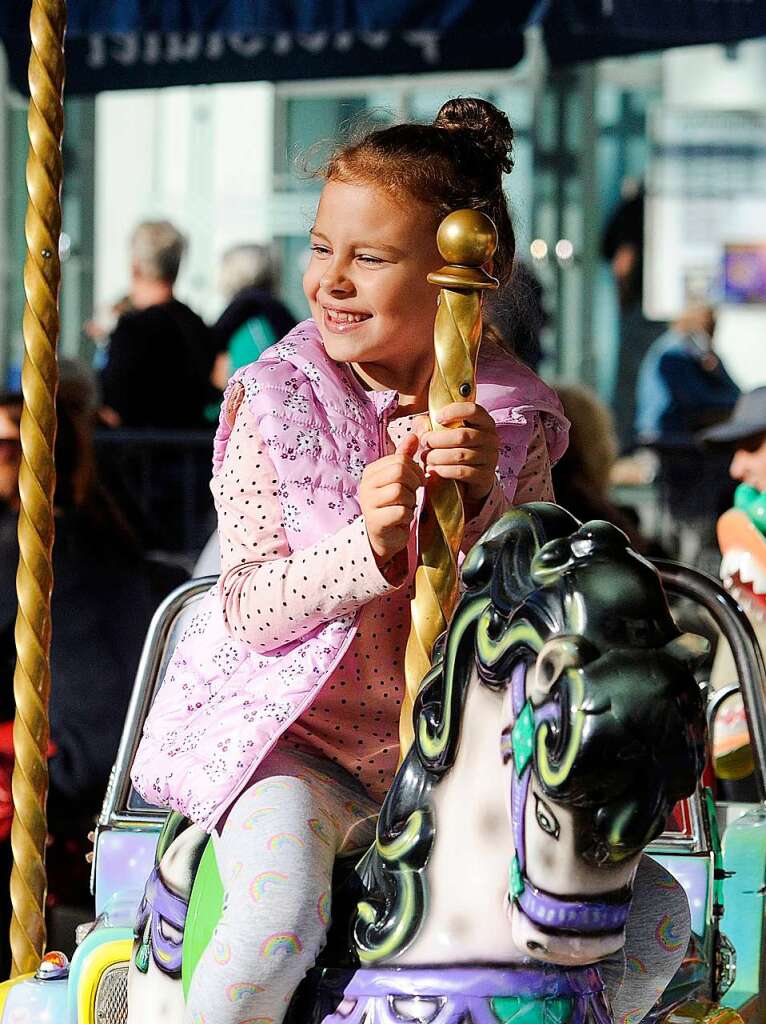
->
xmin=0 ymin=722 xmax=57 ymax=841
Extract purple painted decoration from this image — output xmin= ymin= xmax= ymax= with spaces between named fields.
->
xmin=316 ymin=965 xmax=612 ymax=1024
xmin=517 ymin=884 xmax=632 ymax=935
xmin=135 ymin=866 xmax=188 ymax=975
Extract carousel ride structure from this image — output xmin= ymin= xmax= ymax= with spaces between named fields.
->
xmin=126 ymin=504 xmax=710 ymax=1024
xmin=0 ymin=3 xmax=758 ymax=1015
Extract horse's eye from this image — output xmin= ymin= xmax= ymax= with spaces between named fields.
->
xmin=534 ymin=794 xmax=560 ymax=840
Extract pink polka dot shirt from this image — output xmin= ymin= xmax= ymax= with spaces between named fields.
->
xmin=214 ymin=398 xmax=553 ymax=802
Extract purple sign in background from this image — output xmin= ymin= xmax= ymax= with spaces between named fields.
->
xmin=724 ymin=244 xmax=766 ymax=304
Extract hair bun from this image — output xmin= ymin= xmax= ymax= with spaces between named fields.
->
xmin=434 ymin=97 xmax=514 ymax=176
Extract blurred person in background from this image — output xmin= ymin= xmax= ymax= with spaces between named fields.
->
xmin=99 ymin=220 xmax=216 ymax=429
xmin=634 ymin=304 xmax=739 ymax=564
xmin=484 ymin=260 xmax=546 ymax=372
xmin=552 ymin=382 xmax=661 ymax=556
xmin=209 ymin=243 xmax=296 ymax=394
xmin=635 ymin=304 xmax=740 ymax=447
xmin=0 ymin=370 xmax=183 ymax=966
xmin=601 ymin=184 xmax=666 ymax=452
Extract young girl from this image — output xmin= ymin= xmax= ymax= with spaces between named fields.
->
xmin=133 ymin=96 xmax=573 ymax=1023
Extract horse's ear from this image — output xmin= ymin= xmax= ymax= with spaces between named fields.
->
xmin=529 ymin=635 xmax=598 ymax=706
xmin=462 ymin=503 xmax=580 ymax=611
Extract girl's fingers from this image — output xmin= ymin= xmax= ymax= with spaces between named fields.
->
xmin=376 ymin=506 xmax=416 ymax=529
xmin=433 ymin=402 xmax=495 ymax=429
xmin=366 ymin=453 xmax=426 ymax=489
xmin=424 ymin=447 xmax=490 ymax=468
xmin=374 ymin=483 xmax=418 ymax=509
xmin=427 ymin=464 xmax=491 ymax=483
xmin=422 ymin=426 xmax=490 ymax=450
xmin=396 ymin=432 xmax=421 ymax=458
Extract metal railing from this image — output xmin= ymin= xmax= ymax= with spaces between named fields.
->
xmin=93 ymin=428 xmax=216 ymax=558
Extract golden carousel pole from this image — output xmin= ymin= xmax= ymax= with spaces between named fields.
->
xmin=9 ymin=0 xmax=66 ymax=977
xmin=399 ymin=210 xmax=498 ymax=754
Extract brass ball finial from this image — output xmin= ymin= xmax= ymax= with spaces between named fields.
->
xmin=436 ymin=210 xmax=497 ymax=267
xmin=428 ymin=210 xmax=499 ymax=291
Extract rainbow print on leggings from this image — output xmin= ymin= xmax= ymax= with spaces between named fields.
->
xmin=242 ymin=808 xmax=275 ymax=829
xmin=655 ymin=913 xmax=684 ymax=953
xmin=259 ymin=933 xmax=303 ymax=959
xmin=307 ymin=818 xmax=331 ymax=845
xmin=267 ymin=832 xmax=305 ymax=851
xmin=317 ymin=891 xmax=331 ymax=925
xmin=226 ymin=982 xmax=265 ymax=1002
xmin=249 ymin=871 xmax=289 ymax=902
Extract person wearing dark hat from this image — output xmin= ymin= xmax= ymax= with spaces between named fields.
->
xmin=701 ymin=386 xmax=766 ymax=485
xmin=701 ymin=387 xmax=766 ymax=790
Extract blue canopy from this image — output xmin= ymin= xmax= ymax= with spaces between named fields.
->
xmin=545 ymin=0 xmax=766 ymax=63
xmin=1 ymin=1 xmax=764 ymax=94
xmin=0 ymin=2 xmax=531 ymax=94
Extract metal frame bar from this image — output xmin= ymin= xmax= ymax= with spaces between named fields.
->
xmin=98 ymin=576 xmax=216 ymax=829
xmin=657 ymin=560 xmax=766 ymax=804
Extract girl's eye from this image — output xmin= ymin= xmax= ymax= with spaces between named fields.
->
xmin=310 ymin=244 xmax=331 ymax=257
xmin=534 ymin=794 xmax=560 ymax=840
xmin=357 ymin=255 xmax=385 ymax=265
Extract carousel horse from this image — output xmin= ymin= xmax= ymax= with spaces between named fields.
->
xmin=127 ymin=503 xmax=707 ymax=1024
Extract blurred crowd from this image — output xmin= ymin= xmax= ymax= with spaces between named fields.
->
xmin=0 ymin=203 xmax=755 ymax=957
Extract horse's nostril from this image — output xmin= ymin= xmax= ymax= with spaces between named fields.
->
xmin=527 ymin=940 xmax=545 ymax=952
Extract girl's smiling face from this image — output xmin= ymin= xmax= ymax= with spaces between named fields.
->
xmin=303 ymin=179 xmax=443 ymax=399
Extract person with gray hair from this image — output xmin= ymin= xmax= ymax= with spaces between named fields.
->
xmin=219 ymin=242 xmax=276 ymax=299
xmin=130 ymin=220 xmax=187 ymax=291
xmin=210 ymin=242 xmax=296 ymax=393
xmin=100 ymin=219 xmax=216 ymax=429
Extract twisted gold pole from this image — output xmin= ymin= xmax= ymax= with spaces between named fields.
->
xmin=399 ymin=211 xmax=498 ymax=755
xmin=9 ymin=0 xmax=66 ymax=978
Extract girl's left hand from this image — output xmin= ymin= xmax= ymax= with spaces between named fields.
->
xmin=420 ymin=401 xmax=500 ymax=505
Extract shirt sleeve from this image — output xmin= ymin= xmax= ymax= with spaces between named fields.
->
xmin=461 ymin=413 xmax=554 ymax=550
xmin=511 ymin=414 xmax=555 ymax=502
xmin=215 ymin=398 xmax=400 ymax=654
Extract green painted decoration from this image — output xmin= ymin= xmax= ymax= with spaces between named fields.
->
xmin=512 ymin=701 xmax=535 ymax=774
xmin=509 ymin=854 xmax=525 ymax=899
xmin=490 ymin=995 xmax=573 ymax=1023
xmin=135 ymin=938 xmax=150 ymax=975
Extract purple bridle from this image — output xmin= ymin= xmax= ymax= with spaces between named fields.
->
xmin=135 ymin=865 xmax=188 ymax=976
xmin=507 ymin=661 xmax=633 ymax=938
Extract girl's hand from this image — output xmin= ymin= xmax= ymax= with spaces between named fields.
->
xmin=360 ymin=433 xmax=426 ymax=567
xmin=421 ymin=402 xmax=500 ymax=505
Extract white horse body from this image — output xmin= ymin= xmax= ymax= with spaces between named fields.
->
xmin=397 ymin=662 xmax=638 ymax=968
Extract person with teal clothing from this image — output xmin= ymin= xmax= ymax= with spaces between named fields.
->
xmin=209 ymin=243 xmax=297 ymax=394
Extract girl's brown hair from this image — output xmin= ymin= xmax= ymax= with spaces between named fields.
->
xmin=323 ymin=97 xmax=516 ymax=286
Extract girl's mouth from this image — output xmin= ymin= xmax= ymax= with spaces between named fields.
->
xmin=323 ymin=307 xmax=372 ymax=334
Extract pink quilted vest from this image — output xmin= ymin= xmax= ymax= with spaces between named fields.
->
xmin=131 ymin=320 xmax=568 ymax=831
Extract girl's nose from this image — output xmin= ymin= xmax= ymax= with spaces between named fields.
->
xmin=320 ymin=263 xmax=353 ymax=295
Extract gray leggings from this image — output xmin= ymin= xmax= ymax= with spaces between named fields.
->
xmin=183 ymin=749 xmax=377 ymax=1024
xmin=184 ymin=750 xmax=690 ymax=1024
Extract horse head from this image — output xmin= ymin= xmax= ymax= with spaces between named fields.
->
xmin=356 ymin=503 xmax=707 ymax=970
xmin=467 ymin=505 xmax=707 ymax=964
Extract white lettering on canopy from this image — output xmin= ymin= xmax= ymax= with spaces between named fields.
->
xmin=84 ymin=30 xmax=444 ymax=70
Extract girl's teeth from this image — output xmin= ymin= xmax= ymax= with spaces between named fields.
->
xmin=328 ymin=310 xmax=366 ymax=323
